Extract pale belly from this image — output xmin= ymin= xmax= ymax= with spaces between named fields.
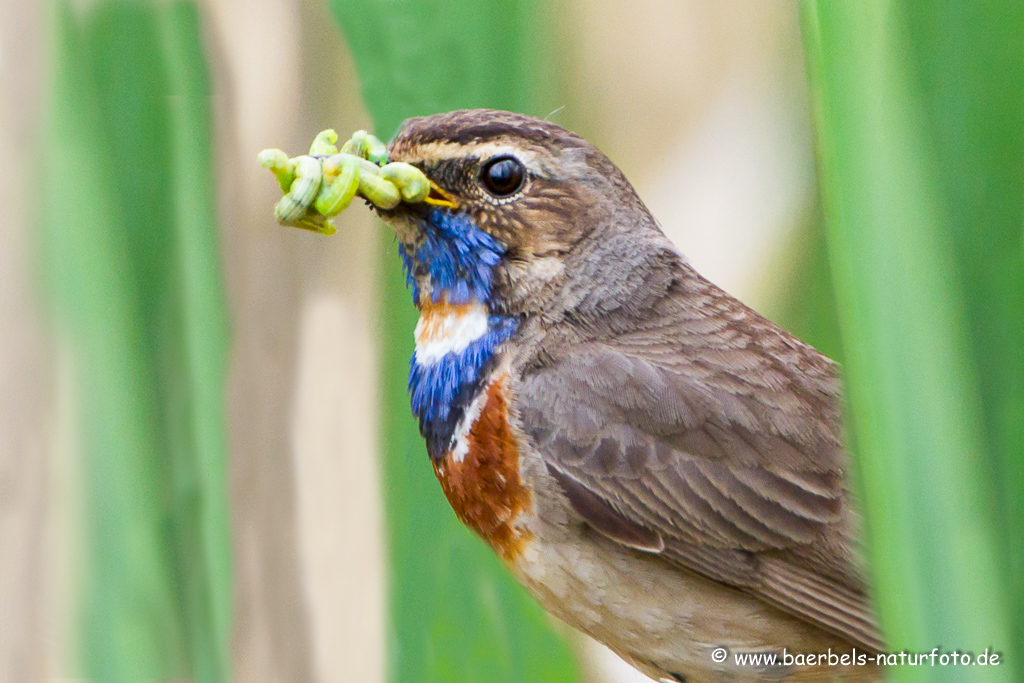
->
xmin=507 ymin=458 xmax=880 ymax=682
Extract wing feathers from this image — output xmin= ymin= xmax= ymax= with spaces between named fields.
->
xmin=547 ymin=464 xmax=665 ymax=552
xmin=759 ymin=558 xmax=883 ymax=652
xmin=731 ymin=467 xmax=842 ymax=523
xmin=693 ymin=460 xmax=822 ymax=544
xmin=518 ymin=325 xmax=879 ymax=650
xmin=516 ymin=263 xmax=879 ymax=649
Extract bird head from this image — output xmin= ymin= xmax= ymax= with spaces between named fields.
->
xmin=377 ymin=109 xmax=674 ymax=319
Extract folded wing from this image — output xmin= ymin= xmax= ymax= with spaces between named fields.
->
xmin=517 ymin=279 xmax=882 ymax=651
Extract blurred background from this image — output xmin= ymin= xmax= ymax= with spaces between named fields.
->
xmin=1 ymin=1 xmax=1020 ymax=682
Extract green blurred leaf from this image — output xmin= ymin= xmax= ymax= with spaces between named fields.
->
xmin=48 ymin=5 xmax=187 ymax=676
xmin=46 ymin=1 xmax=230 ymax=680
xmin=158 ymin=4 xmax=233 ymax=678
xmin=801 ymin=2 xmax=1017 ymax=680
xmin=898 ymin=2 xmax=1024 ymax=662
xmin=328 ymin=2 xmax=578 ymax=682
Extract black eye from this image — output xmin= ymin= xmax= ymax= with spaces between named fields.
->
xmin=480 ymin=156 xmax=525 ymax=197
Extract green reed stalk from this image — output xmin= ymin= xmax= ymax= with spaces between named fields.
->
xmin=46 ymin=2 xmax=230 ymax=680
xmin=800 ymin=2 xmax=1020 ymax=680
xmin=328 ymin=1 xmax=579 ymax=681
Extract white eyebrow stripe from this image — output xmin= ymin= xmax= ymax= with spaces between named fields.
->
xmin=392 ymin=140 xmax=543 ymax=170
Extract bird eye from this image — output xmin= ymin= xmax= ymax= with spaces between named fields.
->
xmin=480 ymin=156 xmax=525 ymax=197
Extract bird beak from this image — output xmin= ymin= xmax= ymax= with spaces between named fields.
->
xmin=423 ymin=180 xmax=457 ymax=209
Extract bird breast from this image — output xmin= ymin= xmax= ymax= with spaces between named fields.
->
xmin=414 ymin=301 xmax=490 ymax=363
xmin=433 ymin=372 xmax=535 ymax=563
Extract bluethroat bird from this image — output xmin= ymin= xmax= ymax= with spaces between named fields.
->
xmin=279 ymin=110 xmax=883 ymax=681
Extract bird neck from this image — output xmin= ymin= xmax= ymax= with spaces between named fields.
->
xmin=400 ymin=209 xmax=519 ymax=460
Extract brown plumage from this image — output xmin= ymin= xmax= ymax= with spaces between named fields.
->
xmin=382 ymin=109 xmax=882 ymax=681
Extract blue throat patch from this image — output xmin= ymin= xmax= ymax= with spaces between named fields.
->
xmin=398 ymin=208 xmax=504 ymax=305
xmin=400 ymin=209 xmax=519 ymax=459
